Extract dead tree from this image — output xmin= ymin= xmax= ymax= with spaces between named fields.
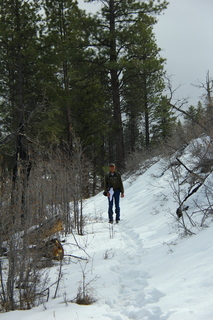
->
xmin=175 ymin=157 xmax=204 ymax=218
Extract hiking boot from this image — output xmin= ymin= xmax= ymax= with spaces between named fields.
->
xmin=116 ymin=220 xmax=119 ymax=224
xmin=109 ymin=220 xmax=113 ymax=224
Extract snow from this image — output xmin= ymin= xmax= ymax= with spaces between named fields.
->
xmin=1 ymin=137 xmax=213 ymax=320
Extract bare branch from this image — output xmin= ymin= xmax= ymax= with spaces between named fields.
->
xmin=169 ymin=102 xmax=207 ymax=131
xmin=0 ymin=125 xmax=23 ymax=146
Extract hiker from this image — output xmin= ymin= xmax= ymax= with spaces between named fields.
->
xmin=104 ymin=163 xmax=124 ymax=224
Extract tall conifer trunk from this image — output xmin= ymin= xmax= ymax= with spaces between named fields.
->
xmin=109 ymin=0 xmax=125 ymax=168
xmin=63 ymin=60 xmax=73 ymax=151
xmin=143 ymin=78 xmax=150 ymax=148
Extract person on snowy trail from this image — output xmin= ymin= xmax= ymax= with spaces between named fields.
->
xmin=104 ymin=163 xmax=124 ymax=224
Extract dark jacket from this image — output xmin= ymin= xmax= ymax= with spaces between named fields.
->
xmin=104 ymin=171 xmax=124 ymax=194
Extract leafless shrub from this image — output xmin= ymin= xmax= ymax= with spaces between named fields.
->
xmin=0 ymin=136 xmax=92 ymax=311
xmin=125 ymin=148 xmax=162 ymax=181
xmin=74 ymin=261 xmax=97 ymax=305
xmin=103 ymin=248 xmax=114 ymax=259
xmin=169 ymin=134 xmax=213 ymax=235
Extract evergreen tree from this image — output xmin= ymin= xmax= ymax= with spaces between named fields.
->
xmin=122 ymin=17 xmax=166 ymax=150
xmin=183 ymin=101 xmax=206 ymax=141
xmin=0 ymin=0 xmax=44 ymax=133
xmin=0 ymin=0 xmax=46 ymax=200
xmin=184 ymin=102 xmax=205 ymax=125
xmin=86 ymin=0 xmax=168 ymax=166
xmin=41 ymin=0 xmax=87 ymax=148
xmin=42 ymin=0 xmax=109 ymax=180
xmin=151 ymin=96 xmax=177 ymax=145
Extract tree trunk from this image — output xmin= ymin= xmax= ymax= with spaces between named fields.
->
xmin=145 ymin=101 xmax=150 ymax=148
xmin=63 ymin=60 xmax=73 ymax=151
xmin=143 ymin=77 xmax=150 ymax=148
xmin=109 ymin=0 xmax=125 ymax=169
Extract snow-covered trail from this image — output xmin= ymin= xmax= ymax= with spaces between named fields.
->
xmin=79 ymin=188 xmax=173 ymax=320
xmin=64 ymin=160 xmax=183 ymax=320
xmin=101 ymin=221 xmax=169 ymax=320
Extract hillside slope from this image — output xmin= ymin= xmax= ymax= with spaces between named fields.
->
xmin=1 ymin=136 xmax=213 ymax=320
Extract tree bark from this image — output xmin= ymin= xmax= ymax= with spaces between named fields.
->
xmin=109 ymin=0 xmax=125 ymax=168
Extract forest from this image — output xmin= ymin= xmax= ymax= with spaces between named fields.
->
xmin=0 ymin=0 xmax=213 ymax=312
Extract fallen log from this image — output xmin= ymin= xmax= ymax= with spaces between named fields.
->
xmin=39 ymin=238 xmax=64 ymax=261
xmin=26 ymin=216 xmax=64 ymax=245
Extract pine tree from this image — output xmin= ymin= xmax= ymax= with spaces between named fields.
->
xmin=41 ymin=0 xmax=85 ymax=148
xmin=0 ymin=0 xmax=46 ymax=222
xmin=122 ymin=16 xmax=166 ymax=150
xmin=151 ymin=96 xmax=177 ymax=145
xmin=0 ymin=0 xmax=44 ymax=133
xmin=86 ymin=0 xmax=168 ymax=165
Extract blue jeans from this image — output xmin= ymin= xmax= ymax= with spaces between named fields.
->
xmin=108 ymin=189 xmax=120 ymax=222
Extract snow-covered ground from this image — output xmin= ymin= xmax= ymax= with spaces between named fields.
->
xmin=1 ymin=137 xmax=213 ymax=320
